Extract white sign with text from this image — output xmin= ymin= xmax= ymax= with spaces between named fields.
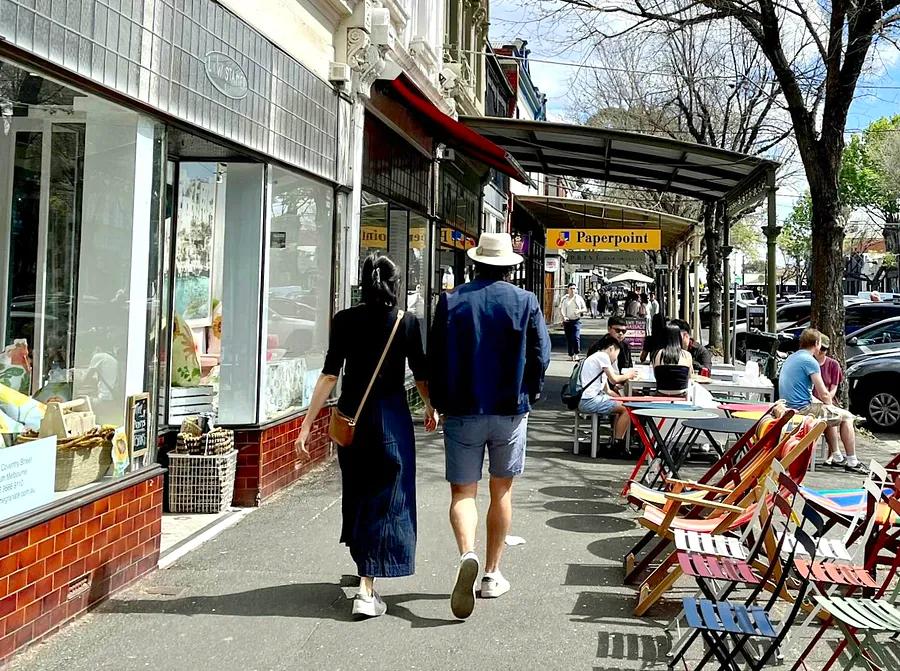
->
xmin=0 ymin=437 xmax=56 ymax=523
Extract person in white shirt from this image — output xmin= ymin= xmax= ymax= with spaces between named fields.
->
xmin=559 ymin=283 xmax=588 ymax=360
xmin=579 ymin=335 xmax=638 ymax=452
xmin=589 ymin=289 xmax=599 ymax=318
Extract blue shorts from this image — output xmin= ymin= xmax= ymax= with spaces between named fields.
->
xmin=443 ymin=414 xmax=529 ymax=484
xmin=578 ymin=394 xmax=618 ymax=415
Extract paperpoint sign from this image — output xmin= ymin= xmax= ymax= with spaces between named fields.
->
xmin=548 ymin=228 xmax=661 ymax=251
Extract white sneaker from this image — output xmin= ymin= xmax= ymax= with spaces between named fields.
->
xmin=352 ymin=591 xmax=387 ymax=618
xmin=480 ymin=572 xmax=510 ymax=598
xmin=451 ymin=551 xmax=480 ymax=619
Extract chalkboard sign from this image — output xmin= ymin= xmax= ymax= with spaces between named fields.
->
xmin=127 ymin=393 xmax=151 ymax=460
xmin=624 ymin=317 xmax=648 ymax=351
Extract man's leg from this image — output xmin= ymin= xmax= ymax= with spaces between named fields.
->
xmin=485 ymin=476 xmax=513 ymax=573
xmin=574 ymin=319 xmax=582 ymax=356
xmin=823 ymin=425 xmax=841 ymax=461
xmin=840 ymin=417 xmax=858 ymax=459
xmin=450 ymin=483 xmax=478 ymax=555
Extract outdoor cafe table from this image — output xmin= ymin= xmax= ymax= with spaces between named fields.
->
xmin=625 ymin=365 xmax=775 ymax=402
xmin=630 ymin=407 xmax=719 ymax=488
xmin=680 ymin=416 xmax=758 ymax=460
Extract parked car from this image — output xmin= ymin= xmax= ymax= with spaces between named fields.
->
xmin=848 ymin=351 xmax=900 ymax=431
xmin=846 ymin=317 xmax=900 ymax=361
xmin=780 ymin=302 xmax=900 ymax=340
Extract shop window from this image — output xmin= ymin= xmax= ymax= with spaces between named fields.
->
xmin=0 ymin=59 xmax=165 ymax=525
xmin=263 ymin=167 xmax=334 ymax=420
xmin=408 ymin=213 xmax=429 ymax=340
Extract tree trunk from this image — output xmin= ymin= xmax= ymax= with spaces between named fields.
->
xmin=808 ymin=175 xmax=847 ymax=369
xmin=702 ymin=202 xmax=723 ymax=349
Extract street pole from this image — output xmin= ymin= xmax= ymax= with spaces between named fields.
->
xmin=764 ymin=177 xmax=780 ymax=332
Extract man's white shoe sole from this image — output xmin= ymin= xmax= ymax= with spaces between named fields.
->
xmin=451 ymin=556 xmax=480 ymax=619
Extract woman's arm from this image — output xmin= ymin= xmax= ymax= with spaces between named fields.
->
xmin=294 ymin=374 xmax=338 ymax=456
xmin=415 ymin=380 xmax=438 ymax=432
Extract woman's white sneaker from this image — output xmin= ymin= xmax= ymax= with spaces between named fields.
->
xmin=352 ymin=591 xmax=387 ymax=618
xmin=480 ymin=572 xmax=510 ymax=598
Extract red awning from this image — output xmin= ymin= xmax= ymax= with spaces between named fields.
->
xmin=387 ymin=75 xmax=530 ymax=184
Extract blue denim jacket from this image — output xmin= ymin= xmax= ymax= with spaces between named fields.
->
xmin=428 ymin=279 xmax=551 ymax=416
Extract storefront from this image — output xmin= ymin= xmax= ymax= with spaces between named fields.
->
xmin=435 ymin=160 xmax=481 ymax=299
xmin=0 ymin=0 xmax=346 ymax=661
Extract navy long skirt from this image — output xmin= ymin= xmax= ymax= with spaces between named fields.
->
xmin=337 ymin=391 xmax=416 ymax=578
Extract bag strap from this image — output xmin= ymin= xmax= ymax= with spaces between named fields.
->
xmin=352 ymin=310 xmax=405 ymax=425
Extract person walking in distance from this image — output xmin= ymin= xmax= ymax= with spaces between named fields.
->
xmin=589 ymin=288 xmax=599 ymax=319
xmin=428 ymin=233 xmax=551 ymax=620
xmin=559 ymin=283 xmax=587 ymax=360
xmin=295 ymin=255 xmax=438 ymax=618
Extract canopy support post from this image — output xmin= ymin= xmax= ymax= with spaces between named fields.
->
xmin=764 ymin=173 xmax=780 ymax=332
xmin=722 ymin=210 xmax=732 ymax=364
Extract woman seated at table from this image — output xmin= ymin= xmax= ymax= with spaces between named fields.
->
xmin=579 ymin=335 xmax=639 ymax=451
xmin=652 ymin=324 xmax=693 ymax=396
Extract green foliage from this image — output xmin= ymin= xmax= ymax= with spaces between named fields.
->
xmin=842 ymin=116 xmax=900 ymax=223
xmin=730 ymin=219 xmax=763 ymax=261
xmin=780 ymin=194 xmax=813 ymax=284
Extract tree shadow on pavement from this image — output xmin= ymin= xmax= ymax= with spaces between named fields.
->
xmin=544 ymin=499 xmax=624 ymax=515
xmin=546 ymin=514 xmax=635 ymax=534
xmin=101 ymin=582 xmax=462 ymax=628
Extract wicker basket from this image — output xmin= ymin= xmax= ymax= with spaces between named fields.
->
xmin=18 ymin=426 xmax=114 ymax=491
xmin=167 ymin=449 xmax=237 ymax=513
xmin=175 ymin=427 xmax=234 ymax=455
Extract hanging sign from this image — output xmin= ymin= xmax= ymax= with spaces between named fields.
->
xmin=544 ymin=257 xmax=560 ymax=273
xmin=564 ymin=251 xmax=648 ymax=266
xmin=547 ymin=228 xmax=661 ymax=251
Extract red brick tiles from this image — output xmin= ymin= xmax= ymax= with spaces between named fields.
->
xmin=0 ymin=475 xmax=163 ymax=663
xmin=231 ymin=407 xmax=333 ymax=507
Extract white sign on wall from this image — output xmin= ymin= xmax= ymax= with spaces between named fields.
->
xmin=0 ymin=437 xmax=56 ymax=524
xmin=544 ymin=257 xmax=560 ymax=273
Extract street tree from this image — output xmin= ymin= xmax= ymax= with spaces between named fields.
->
xmin=537 ymin=0 xmax=900 ymax=363
xmin=781 ymin=194 xmax=813 ymax=289
xmin=570 ymin=23 xmax=791 ymax=347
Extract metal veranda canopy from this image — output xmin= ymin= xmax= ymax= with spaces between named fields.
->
xmin=460 ymin=117 xmax=781 ymax=358
xmin=459 ymin=117 xmax=777 ymax=209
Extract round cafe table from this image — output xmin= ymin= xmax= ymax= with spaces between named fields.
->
xmin=631 ymin=407 xmax=719 ymax=487
xmin=732 ymin=409 xmax=766 ymax=421
xmin=719 ymin=402 xmax=772 ymax=416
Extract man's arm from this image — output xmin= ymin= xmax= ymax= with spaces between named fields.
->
xmin=811 ymin=372 xmax=833 ymax=404
xmin=427 ymin=294 xmax=449 ymax=413
xmin=695 ymin=345 xmax=713 ymax=372
xmin=526 ymin=296 xmax=551 ymax=401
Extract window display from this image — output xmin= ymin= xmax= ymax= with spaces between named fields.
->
xmin=0 ymin=58 xmax=164 ymax=524
xmin=263 ymin=167 xmax=334 ymax=419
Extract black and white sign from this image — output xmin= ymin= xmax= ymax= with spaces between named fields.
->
xmin=127 ymin=393 xmax=151 ymax=460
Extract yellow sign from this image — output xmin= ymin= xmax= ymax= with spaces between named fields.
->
xmin=440 ymin=227 xmax=474 ymax=250
xmin=409 ymin=228 xmax=426 ymax=250
xmin=547 ymin=228 xmax=661 ymax=251
xmin=361 ymin=225 xmax=387 ymax=249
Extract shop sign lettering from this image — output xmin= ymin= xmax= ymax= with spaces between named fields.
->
xmin=547 ymin=228 xmax=661 ymax=251
xmin=205 ymin=52 xmax=250 ymax=100
xmin=0 ymin=438 xmax=55 ymax=524
xmin=361 ymin=226 xmax=388 ymax=248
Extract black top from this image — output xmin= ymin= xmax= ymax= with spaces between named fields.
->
xmin=618 ymin=339 xmax=634 ymax=370
xmin=323 ymin=304 xmax=426 ymax=416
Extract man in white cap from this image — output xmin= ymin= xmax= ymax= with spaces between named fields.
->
xmin=428 ymin=232 xmax=551 ymax=620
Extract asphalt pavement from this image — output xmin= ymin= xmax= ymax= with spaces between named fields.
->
xmin=6 ymin=320 xmax=900 ymax=671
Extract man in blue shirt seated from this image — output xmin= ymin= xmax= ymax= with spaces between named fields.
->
xmin=778 ymin=328 xmax=865 ymax=474
xmin=428 ymin=232 xmax=551 ymax=620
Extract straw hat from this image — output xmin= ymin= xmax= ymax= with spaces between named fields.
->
xmin=467 ymin=233 xmax=524 ymax=266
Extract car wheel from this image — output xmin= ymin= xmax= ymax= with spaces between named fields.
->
xmin=866 ymin=389 xmax=900 ymax=431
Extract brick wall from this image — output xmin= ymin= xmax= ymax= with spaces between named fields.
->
xmin=232 ymin=406 xmax=332 ymax=507
xmin=0 ymin=475 xmax=163 ymax=663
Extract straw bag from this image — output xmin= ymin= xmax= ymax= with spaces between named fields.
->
xmin=330 ymin=310 xmax=404 ymax=448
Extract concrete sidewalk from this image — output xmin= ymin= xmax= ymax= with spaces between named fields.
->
xmin=7 ymin=342 xmax=900 ymax=671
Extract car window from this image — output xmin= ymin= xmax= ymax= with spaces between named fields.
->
xmin=855 ymin=321 xmax=900 ymax=345
xmin=777 ymin=304 xmax=809 ymax=323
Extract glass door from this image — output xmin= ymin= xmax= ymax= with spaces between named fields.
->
xmin=2 ymin=123 xmax=84 ymax=393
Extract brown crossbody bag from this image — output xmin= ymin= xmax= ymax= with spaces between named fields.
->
xmin=329 ymin=310 xmax=404 ymax=448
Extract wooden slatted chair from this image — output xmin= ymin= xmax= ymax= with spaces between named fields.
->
xmin=623 ymin=410 xmax=796 ymax=586
xmin=631 ymin=419 xmax=824 ymax=616
xmin=667 ymin=475 xmax=826 ymax=671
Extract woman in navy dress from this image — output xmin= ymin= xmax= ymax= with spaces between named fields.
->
xmin=296 ymin=254 xmax=437 ymax=618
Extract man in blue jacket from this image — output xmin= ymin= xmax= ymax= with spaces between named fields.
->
xmin=428 ymin=232 xmax=551 ymax=621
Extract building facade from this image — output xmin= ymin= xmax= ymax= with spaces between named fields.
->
xmin=0 ymin=0 xmax=531 ymax=661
